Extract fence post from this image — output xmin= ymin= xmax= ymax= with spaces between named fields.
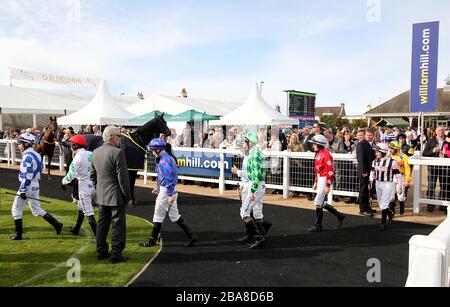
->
xmin=143 ymin=157 xmax=148 ymax=185
xmin=219 ymin=152 xmax=225 ymax=195
xmin=11 ymin=141 xmax=16 ymax=166
xmin=59 ymin=148 xmax=65 ymax=172
xmin=283 ymin=155 xmax=290 ymax=199
xmin=6 ymin=141 xmax=11 ymax=166
xmin=413 ymin=164 xmax=421 ymax=215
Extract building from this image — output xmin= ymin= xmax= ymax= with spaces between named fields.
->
xmin=315 ymin=103 xmax=347 ymax=119
xmin=365 ymin=87 xmax=450 ymax=128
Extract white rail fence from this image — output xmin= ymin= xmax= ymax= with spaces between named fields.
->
xmin=1 ymin=140 xmax=449 ymax=214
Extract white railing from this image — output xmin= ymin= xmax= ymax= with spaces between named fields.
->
xmin=406 ymin=216 xmax=450 ymax=287
xmin=409 ymin=157 xmax=450 ymax=215
xmin=0 ymin=139 xmax=65 ymax=172
xmin=139 ymin=146 xmax=360 ymax=206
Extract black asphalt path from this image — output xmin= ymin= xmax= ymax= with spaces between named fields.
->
xmin=0 ymin=167 xmax=433 ymax=287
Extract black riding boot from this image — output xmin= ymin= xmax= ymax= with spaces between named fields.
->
xmin=323 ymin=203 xmax=346 ymax=228
xmin=87 ymin=215 xmax=97 ymax=236
xmin=43 ymin=213 xmax=63 ymax=235
xmin=308 ymin=208 xmax=323 ymax=232
xmin=237 ymin=227 xmax=253 ymax=243
xmin=399 ymin=201 xmax=405 ymax=215
xmin=389 ymin=202 xmax=396 ymax=216
xmin=262 ymin=219 xmax=272 ymax=235
xmin=377 ymin=209 xmax=389 ymax=231
xmin=69 ymin=211 xmax=85 ymax=235
xmin=10 ymin=219 xmax=23 ymax=241
xmin=139 ymin=222 xmax=162 ymax=247
xmin=255 ymin=219 xmax=266 ymax=237
xmin=245 ymin=219 xmax=265 ymax=249
xmin=177 ymin=217 xmax=198 ymax=247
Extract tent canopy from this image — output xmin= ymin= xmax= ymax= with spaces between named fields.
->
xmin=214 ymin=83 xmax=298 ymax=126
xmin=126 ymin=94 xmax=241 ymax=117
xmin=58 ymin=80 xmax=139 ymax=126
xmin=0 ymin=84 xmax=136 ymax=114
xmin=130 ymin=110 xmax=173 ymax=123
xmin=376 ymin=118 xmax=410 ymax=128
xmin=167 ymin=109 xmax=220 ymax=122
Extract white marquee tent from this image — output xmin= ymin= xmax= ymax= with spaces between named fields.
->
xmin=214 ymin=83 xmax=298 ymax=126
xmin=58 ymin=80 xmax=139 ymax=126
xmin=127 ymin=94 xmax=241 ymax=117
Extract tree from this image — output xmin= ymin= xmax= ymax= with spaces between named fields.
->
xmin=349 ymin=119 xmax=369 ymax=130
xmin=319 ymin=115 xmax=349 ymax=131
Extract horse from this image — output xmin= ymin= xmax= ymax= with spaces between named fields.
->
xmin=84 ymin=113 xmax=171 ymax=203
xmin=35 ymin=117 xmax=62 ymax=179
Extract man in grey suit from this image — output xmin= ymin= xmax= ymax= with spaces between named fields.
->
xmin=91 ymin=126 xmax=132 ymax=264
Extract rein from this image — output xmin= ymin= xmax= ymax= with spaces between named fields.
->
xmin=122 ymin=133 xmax=148 ymax=154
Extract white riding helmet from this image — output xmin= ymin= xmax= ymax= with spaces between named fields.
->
xmin=17 ymin=133 xmax=35 ymax=145
xmin=309 ymin=134 xmax=328 ymax=147
xmin=373 ymin=143 xmax=389 ymax=154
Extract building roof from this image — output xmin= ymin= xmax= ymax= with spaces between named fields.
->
xmin=365 ymin=88 xmax=450 ymax=115
xmin=316 ymin=104 xmax=346 ymax=117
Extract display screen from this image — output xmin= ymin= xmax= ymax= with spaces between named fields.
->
xmin=288 ymin=92 xmax=316 ymax=119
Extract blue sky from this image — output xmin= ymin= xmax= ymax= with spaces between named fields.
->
xmin=0 ymin=0 xmax=449 ymax=115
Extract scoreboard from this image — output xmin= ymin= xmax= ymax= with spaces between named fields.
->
xmin=285 ymin=90 xmax=316 ymax=121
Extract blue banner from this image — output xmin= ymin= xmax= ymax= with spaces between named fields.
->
xmin=410 ymin=21 xmax=440 ymax=113
xmin=174 ymin=151 xmax=233 ymax=178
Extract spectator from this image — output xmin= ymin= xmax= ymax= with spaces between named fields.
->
xmin=405 ymin=131 xmax=418 ymax=151
xmin=287 ymin=133 xmax=304 ymax=153
xmin=268 ymin=130 xmax=282 ymax=194
xmin=325 ymin=129 xmax=345 ymax=154
xmin=312 ymin=123 xmax=322 ymax=136
xmin=83 ymin=125 xmax=93 ymax=135
xmin=343 ymin=130 xmax=355 ymax=154
xmin=91 ymin=126 xmax=132 ymax=264
xmin=92 ymin=125 xmax=102 ymax=137
xmin=256 ymin=131 xmax=267 ymax=150
xmin=220 ymin=132 xmax=235 ymax=149
xmin=279 ymin=131 xmax=288 ymax=151
xmin=181 ymin=127 xmax=193 ymax=147
xmin=356 ymin=129 xmax=376 ymax=216
xmin=301 ymin=127 xmax=314 ymax=152
xmin=168 ymin=128 xmax=181 ymax=147
xmin=423 ymin=126 xmax=448 ymax=212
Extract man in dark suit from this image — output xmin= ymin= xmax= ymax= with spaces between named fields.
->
xmin=356 ymin=129 xmax=376 ymax=216
xmin=91 ymin=126 xmax=132 ymax=264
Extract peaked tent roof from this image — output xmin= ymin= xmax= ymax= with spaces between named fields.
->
xmin=214 ymin=83 xmax=298 ymax=126
xmin=0 ymin=84 xmax=136 ymax=114
xmin=58 ymin=80 xmax=139 ymax=126
xmin=126 ymin=94 xmax=241 ymax=117
xmin=167 ymin=109 xmax=220 ymax=122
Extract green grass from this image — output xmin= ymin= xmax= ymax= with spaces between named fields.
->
xmin=0 ymin=188 xmax=158 ymax=287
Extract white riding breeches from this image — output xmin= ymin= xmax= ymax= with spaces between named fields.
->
xmin=314 ymin=176 xmax=328 ymax=208
xmin=11 ymin=184 xmax=47 ymax=219
xmin=376 ymin=181 xmax=395 ymax=210
xmin=240 ymin=182 xmax=266 ymax=220
xmin=153 ymin=187 xmax=181 ymax=223
xmin=78 ymin=182 xmax=95 ymax=217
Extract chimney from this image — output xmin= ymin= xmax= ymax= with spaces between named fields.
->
xmin=444 ymin=75 xmax=450 ymax=92
xmin=340 ymin=103 xmax=345 ymax=116
xmin=275 ymin=104 xmax=281 ymax=113
xmin=137 ymin=92 xmax=145 ymax=100
xmin=181 ymin=88 xmax=188 ymax=98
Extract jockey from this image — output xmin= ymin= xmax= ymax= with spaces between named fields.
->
xmin=388 ymin=141 xmax=412 ymax=216
xmin=61 ymin=135 xmax=97 ymax=236
xmin=232 ymin=131 xmax=269 ymax=249
xmin=10 ymin=133 xmax=63 ymax=240
xmin=308 ymin=134 xmax=346 ymax=232
xmin=139 ymin=138 xmax=197 ymax=248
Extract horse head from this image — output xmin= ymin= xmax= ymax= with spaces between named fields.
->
xmin=135 ymin=112 xmax=171 ymax=145
xmin=48 ymin=117 xmax=58 ymax=132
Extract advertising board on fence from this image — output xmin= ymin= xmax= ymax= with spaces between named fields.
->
xmin=175 ymin=151 xmax=233 ymax=178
